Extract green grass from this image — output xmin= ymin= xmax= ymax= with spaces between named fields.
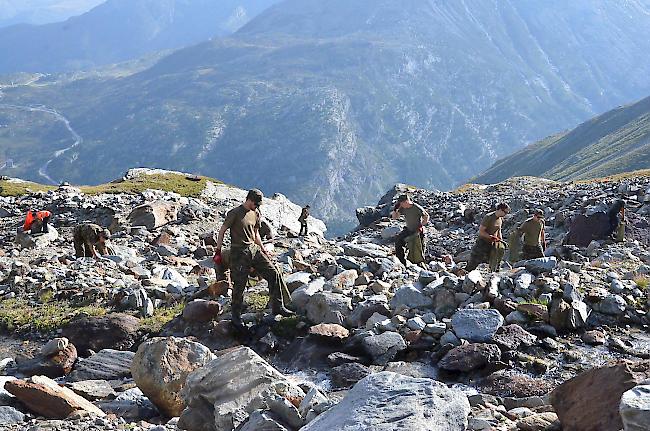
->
xmin=0 ymin=298 xmax=106 ymax=333
xmin=634 ymin=276 xmax=649 ymax=290
xmin=245 ymin=292 xmax=269 ymax=312
xmin=0 ymin=180 xmax=55 ymax=196
xmin=1 ymin=173 xmax=225 ymax=198
xmin=139 ymin=302 xmax=185 ymax=333
xmin=524 ymin=297 xmax=549 ymax=306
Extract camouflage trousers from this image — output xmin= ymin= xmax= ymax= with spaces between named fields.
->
xmin=521 ymin=244 xmax=544 ymax=260
xmin=466 ymin=238 xmax=505 ymax=272
xmin=229 ymin=245 xmax=291 ymax=314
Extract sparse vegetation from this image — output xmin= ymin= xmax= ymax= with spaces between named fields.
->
xmin=633 ymin=275 xmax=649 ymax=290
xmin=0 ymin=298 xmax=106 ymax=333
xmin=246 ymin=292 xmax=269 ymax=312
xmin=139 ymin=302 xmax=185 ymax=333
xmin=1 ymin=173 xmax=225 ymax=198
xmin=0 ymin=180 xmax=55 ymax=197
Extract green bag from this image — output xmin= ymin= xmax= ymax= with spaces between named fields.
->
xmin=507 ymin=230 xmax=522 ymax=263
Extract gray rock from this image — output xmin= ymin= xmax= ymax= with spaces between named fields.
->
xmin=462 ymin=270 xmax=485 ymax=293
xmin=98 ymin=388 xmax=159 ymax=421
xmin=598 ymin=294 xmax=627 ymax=315
xmin=381 ymin=226 xmax=401 ymax=240
xmin=522 ymin=257 xmax=558 ymax=274
xmin=620 ymin=385 xmax=650 ymax=431
xmin=407 ymin=316 xmax=427 ymax=331
xmin=0 ymin=405 xmax=25 ymax=425
xmin=291 ymin=278 xmax=325 ymax=312
xmin=240 ymin=411 xmax=289 ymax=431
xmin=331 ymin=363 xmax=373 ymax=388
xmin=451 ymin=309 xmax=504 ymax=342
xmin=68 ymin=380 xmax=116 ymax=400
xmin=362 ymin=332 xmax=407 ymax=365
xmin=301 ymin=372 xmax=470 ymax=431
xmin=346 ymin=295 xmax=390 ymax=328
xmin=14 ymin=226 xmax=59 ymax=249
xmin=285 ymin=272 xmax=312 ymax=291
xmin=563 ymin=283 xmax=583 ymax=303
xmin=68 ymin=349 xmax=135 ymax=382
xmin=342 ymin=243 xmax=387 ymax=258
xmin=306 ymin=291 xmax=352 ymax=325
xmin=178 ymin=346 xmax=300 ymax=431
xmin=390 ymin=284 xmax=433 ymax=309
xmin=128 ymin=200 xmax=179 ymax=230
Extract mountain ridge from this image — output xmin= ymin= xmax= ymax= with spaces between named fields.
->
xmin=473 ymin=95 xmax=650 ymax=184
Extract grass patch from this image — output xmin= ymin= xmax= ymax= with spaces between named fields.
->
xmin=80 ymin=173 xmax=223 ymax=197
xmin=139 ymin=302 xmax=185 ymax=333
xmin=633 ymin=276 xmax=649 ymax=290
xmin=578 ymin=169 xmax=650 ymax=183
xmin=523 ymin=297 xmax=549 ymax=306
xmin=272 ymin=316 xmax=302 ymax=338
xmin=0 ymin=180 xmax=55 ymax=197
xmin=0 ymin=298 xmax=106 ymax=333
xmin=1 ymin=173 xmax=225 ymax=198
xmin=245 ymin=292 xmax=269 ymax=312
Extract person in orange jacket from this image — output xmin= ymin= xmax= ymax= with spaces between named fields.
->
xmin=23 ymin=209 xmax=51 ymax=234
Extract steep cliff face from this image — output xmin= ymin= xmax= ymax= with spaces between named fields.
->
xmin=2 ymin=0 xmax=650 ymax=233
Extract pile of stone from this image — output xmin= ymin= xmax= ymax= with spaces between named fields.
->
xmin=0 ymin=170 xmax=649 ymax=430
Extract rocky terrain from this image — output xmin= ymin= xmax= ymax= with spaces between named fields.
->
xmin=0 ymin=168 xmax=649 ymax=430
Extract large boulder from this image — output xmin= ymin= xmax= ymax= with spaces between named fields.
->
xmin=182 ymin=299 xmax=221 ymax=323
xmin=178 ymin=346 xmax=299 ymax=431
xmin=620 ymin=385 xmax=650 ymax=431
xmin=69 ymin=349 xmax=135 ymax=382
xmin=131 ymin=337 xmax=215 ymax=417
xmin=128 ymin=200 xmax=179 ymax=230
xmin=550 ymin=361 xmax=650 ymax=431
xmin=5 ymin=375 xmax=105 ymax=419
xmin=565 ymin=212 xmax=611 ymax=247
xmin=301 ymin=372 xmax=470 ymax=431
xmin=451 ymin=309 xmax=504 ymax=342
xmin=62 ymin=313 xmax=140 ymax=353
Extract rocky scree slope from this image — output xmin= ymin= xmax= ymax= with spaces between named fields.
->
xmin=0 ymin=0 xmax=281 ymax=74
xmin=0 ymin=169 xmax=649 ymax=430
xmin=474 ymin=95 xmax=650 ymax=184
xmin=3 ymin=0 xmax=650 ymax=233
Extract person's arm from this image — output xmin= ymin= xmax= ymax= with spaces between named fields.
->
xmin=541 ymin=225 xmax=546 ymax=250
xmin=215 ymin=224 xmax=228 ymax=252
xmin=391 ymin=206 xmax=400 ymax=220
xmin=478 ymin=224 xmax=494 ymax=242
xmin=96 ymin=241 xmax=108 ymax=257
xmin=497 ymin=226 xmax=503 ymax=242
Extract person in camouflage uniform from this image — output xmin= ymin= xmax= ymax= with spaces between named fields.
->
xmin=517 ymin=209 xmax=546 ymax=260
xmin=215 ymin=189 xmax=293 ymax=330
xmin=73 ymin=223 xmax=111 ymax=258
xmin=391 ymin=194 xmax=430 ymax=265
xmin=298 ymin=205 xmax=310 ymax=236
xmin=466 ymin=203 xmax=510 ymax=272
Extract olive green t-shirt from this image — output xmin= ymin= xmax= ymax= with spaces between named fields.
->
xmin=481 ymin=211 xmax=502 ymax=236
xmin=223 ymin=205 xmax=261 ymax=249
xmin=399 ymin=203 xmax=427 ymax=231
xmin=519 ymin=217 xmax=543 ymax=246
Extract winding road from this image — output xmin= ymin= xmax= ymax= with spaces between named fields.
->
xmin=0 ymin=103 xmax=83 ymax=185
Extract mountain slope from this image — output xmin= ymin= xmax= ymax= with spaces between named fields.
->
xmin=2 ymin=0 xmax=650 ymax=233
xmin=0 ymin=0 xmax=281 ymax=73
xmin=473 ymin=95 xmax=650 ymax=183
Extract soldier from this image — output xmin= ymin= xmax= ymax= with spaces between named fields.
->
xmin=298 ymin=205 xmax=310 ymax=236
xmin=517 ymin=209 xmax=546 ymax=260
xmin=466 ymin=203 xmax=510 ymax=272
xmin=73 ymin=223 xmax=111 ymax=258
xmin=23 ymin=209 xmax=51 ymax=234
xmin=215 ymin=189 xmax=293 ymax=330
xmin=391 ymin=194 xmax=430 ymax=265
